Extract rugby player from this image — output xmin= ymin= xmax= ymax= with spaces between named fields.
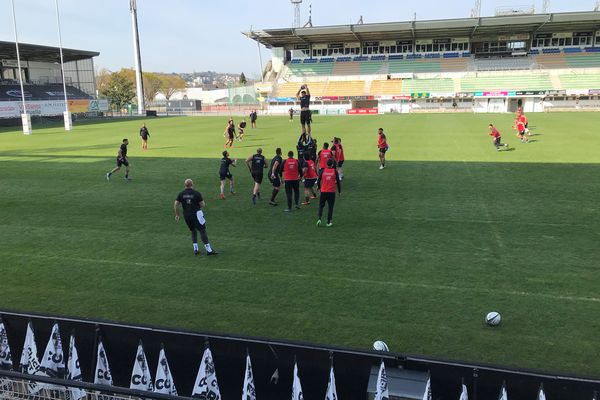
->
xmin=246 ymin=148 xmax=267 ymax=205
xmin=106 ymin=138 xmax=131 ymax=181
xmin=301 ymin=153 xmax=318 ymax=205
xmin=219 ymin=150 xmax=236 ymax=200
xmin=268 ymin=148 xmax=284 ymax=206
xmin=316 ymin=159 xmax=341 ymax=227
xmin=377 ymin=128 xmax=388 ymax=169
xmin=282 ymin=150 xmax=301 ymax=212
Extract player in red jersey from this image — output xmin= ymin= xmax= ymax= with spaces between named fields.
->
xmin=488 ymin=124 xmax=509 ymax=151
xmin=518 ymin=113 xmax=531 ymax=137
xmin=301 ymin=153 xmax=318 ymax=205
xmin=377 ymin=128 xmax=388 ymax=169
xmin=282 ymin=150 xmax=301 ymax=212
xmin=331 ymin=137 xmax=345 ymax=181
xmin=316 ymin=159 xmax=341 ymax=227
xmin=514 ymin=118 xmax=528 ymax=143
xmin=317 ymin=142 xmax=333 ymax=172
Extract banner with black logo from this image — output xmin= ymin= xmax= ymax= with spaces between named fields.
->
xmin=242 ymin=353 xmax=256 ymax=400
xmin=66 ymin=334 xmax=86 ymax=400
xmin=0 ymin=320 xmax=12 ymax=370
xmin=375 ymin=361 xmax=388 ymax=400
xmin=154 ymin=345 xmax=177 ymax=396
xmin=19 ymin=322 xmax=41 ymax=394
xmin=94 ymin=339 xmax=113 ymax=386
xmin=130 ymin=340 xmax=153 ymax=391
xmin=39 ymin=323 xmax=65 ymax=379
xmin=192 ymin=347 xmax=221 ymax=399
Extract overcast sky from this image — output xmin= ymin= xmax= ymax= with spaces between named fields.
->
xmin=0 ymin=0 xmax=595 ymax=76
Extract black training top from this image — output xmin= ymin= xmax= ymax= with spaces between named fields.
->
xmin=119 ymin=143 xmax=128 ymax=159
xmin=250 ymin=112 xmax=257 ymax=121
xmin=139 ymin=127 xmax=149 ymax=138
xmin=251 ymin=154 xmax=266 ymax=174
xmin=227 ymin=125 xmax=235 ymax=135
xmin=268 ymin=155 xmax=283 ymax=177
xmin=300 ymin=94 xmax=310 ymax=109
xmin=220 ymin=157 xmax=233 ymax=174
xmin=176 ymin=188 xmax=203 ymax=216
xmin=240 ymin=121 xmax=247 ymax=129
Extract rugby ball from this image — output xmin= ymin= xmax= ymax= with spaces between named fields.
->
xmin=486 ymin=312 xmax=502 ymax=326
xmin=373 ymin=340 xmax=389 ymax=352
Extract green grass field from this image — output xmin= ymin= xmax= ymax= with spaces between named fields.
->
xmin=0 ymin=113 xmax=599 ymax=376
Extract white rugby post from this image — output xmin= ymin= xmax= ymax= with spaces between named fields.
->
xmin=129 ymin=0 xmax=145 ymax=115
xmin=55 ymin=0 xmax=72 ymax=131
xmin=10 ymin=0 xmax=31 ymax=135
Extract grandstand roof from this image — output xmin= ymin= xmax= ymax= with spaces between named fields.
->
xmin=243 ymin=11 xmax=600 ymax=48
xmin=0 ymin=41 xmax=99 ymax=63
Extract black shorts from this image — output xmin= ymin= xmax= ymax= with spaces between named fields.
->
xmin=184 ymin=213 xmax=205 ymax=231
xmin=252 ymin=172 xmax=263 ymax=184
xmin=494 ymin=137 xmax=502 ymax=145
xmin=337 ymin=160 xmax=344 ymax=168
xmin=379 ymin=147 xmax=388 ymax=154
xmin=270 ymin=176 xmax=281 ymax=187
xmin=239 ymin=128 xmax=244 ymax=135
xmin=304 ymin=178 xmax=317 ymax=188
xmin=140 ymin=135 xmax=148 ymax=141
xmin=219 ymin=171 xmax=233 ymax=180
xmin=519 ymin=130 xmax=526 ymax=136
xmin=300 ymin=110 xmax=312 ymax=125
xmin=117 ymin=158 xmax=129 ymax=167
xmin=227 ymin=134 xmax=234 ymax=140
xmin=525 ymin=123 xmax=528 ymax=129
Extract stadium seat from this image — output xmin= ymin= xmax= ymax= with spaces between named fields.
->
xmin=369 ymin=80 xmax=403 ymax=95
xmin=460 ymin=74 xmax=553 ymax=91
xmin=558 ymin=73 xmax=600 ymax=89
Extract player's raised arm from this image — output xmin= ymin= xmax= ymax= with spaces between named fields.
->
xmin=304 ymin=84 xmax=310 ymax=96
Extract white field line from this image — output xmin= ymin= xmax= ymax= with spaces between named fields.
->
xmin=2 ymin=252 xmax=600 ymax=304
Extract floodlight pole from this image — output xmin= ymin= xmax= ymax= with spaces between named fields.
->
xmin=55 ymin=0 xmax=72 ymax=131
xmin=10 ymin=0 xmax=31 ymax=135
xmin=130 ymin=0 xmax=145 ymax=115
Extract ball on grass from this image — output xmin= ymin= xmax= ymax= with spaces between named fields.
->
xmin=486 ymin=311 xmax=502 ymax=326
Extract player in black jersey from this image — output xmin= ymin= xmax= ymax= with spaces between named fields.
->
xmin=224 ymin=119 xmax=235 ymax=148
xmin=106 ymin=138 xmax=131 ymax=181
xmin=174 ymin=179 xmax=218 ymax=256
xmin=238 ymin=120 xmax=247 ymax=141
xmin=296 ymin=84 xmax=312 ymax=136
xmin=245 ymin=148 xmax=267 ymax=205
xmin=219 ymin=150 xmax=236 ymax=200
xmin=268 ymin=148 xmax=283 ymax=206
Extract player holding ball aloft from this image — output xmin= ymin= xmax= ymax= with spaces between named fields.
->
xmin=296 ymin=84 xmax=312 ymax=136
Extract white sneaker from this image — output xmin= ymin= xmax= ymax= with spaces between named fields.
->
xmin=379 ymin=165 xmax=384 ymax=170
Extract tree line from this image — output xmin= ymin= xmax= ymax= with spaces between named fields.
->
xmin=96 ymin=69 xmax=187 ymax=111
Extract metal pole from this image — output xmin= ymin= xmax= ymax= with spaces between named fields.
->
xmin=257 ymin=40 xmax=264 ymax=82
xmin=130 ymin=0 xmax=145 ymax=115
xmin=10 ymin=0 xmax=31 ymax=134
xmin=55 ymin=0 xmax=72 ymax=131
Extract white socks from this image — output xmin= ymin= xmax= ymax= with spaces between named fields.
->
xmin=193 ymin=243 xmax=199 ymax=251
xmin=205 ymin=243 xmax=212 ymax=252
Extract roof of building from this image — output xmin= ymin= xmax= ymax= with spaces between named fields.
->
xmin=0 ymin=41 xmax=99 ymax=63
xmin=243 ymin=11 xmax=600 ymax=48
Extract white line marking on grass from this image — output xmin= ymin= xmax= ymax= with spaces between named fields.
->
xmin=3 ymin=252 xmax=600 ymax=305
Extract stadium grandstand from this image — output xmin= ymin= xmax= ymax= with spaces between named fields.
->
xmin=0 ymin=41 xmax=107 ymax=120
xmin=244 ymin=11 xmax=600 ymax=114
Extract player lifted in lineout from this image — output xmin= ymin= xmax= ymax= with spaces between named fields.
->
xmin=296 ymin=84 xmax=312 ymax=136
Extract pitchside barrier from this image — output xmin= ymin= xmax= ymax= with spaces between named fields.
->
xmin=0 ymin=310 xmax=599 ymax=400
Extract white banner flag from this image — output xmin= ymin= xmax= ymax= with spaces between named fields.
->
xmin=192 ymin=347 xmax=221 ymax=399
xmin=498 ymin=384 xmax=508 ymax=400
xmin=325 ymin=365 xmax=337 ymax=400
xmin=39 ymin=323 xmax=65 ymax=379
xmin=130 ymin=341 xmax=153 ymax=391
xmin=0 ymin=320 xmax=13 ymax=370
xmin=154 ymin=346 xmax=177 ymax=396
xmin=94 ymin=339 xmax=113 ymax=386
xmin=242 ymin=353 xmax=256 ymax=400
xmin=422 ymin=376 xmax=431 ymax=400
xmin=537 ymin=385 xmax=546 ymax=400
xmin=19 ymin=322 xmax=41 ymax=394
xmin=459 ymin=384 xmax=468 ymax=400
xmin=66 ymin=334 xmax=86 ymax=400
xmin=375 ymin=361 xmax=389 ymax=400
xmin=291 ymin=361 xmax=303 ymax=400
